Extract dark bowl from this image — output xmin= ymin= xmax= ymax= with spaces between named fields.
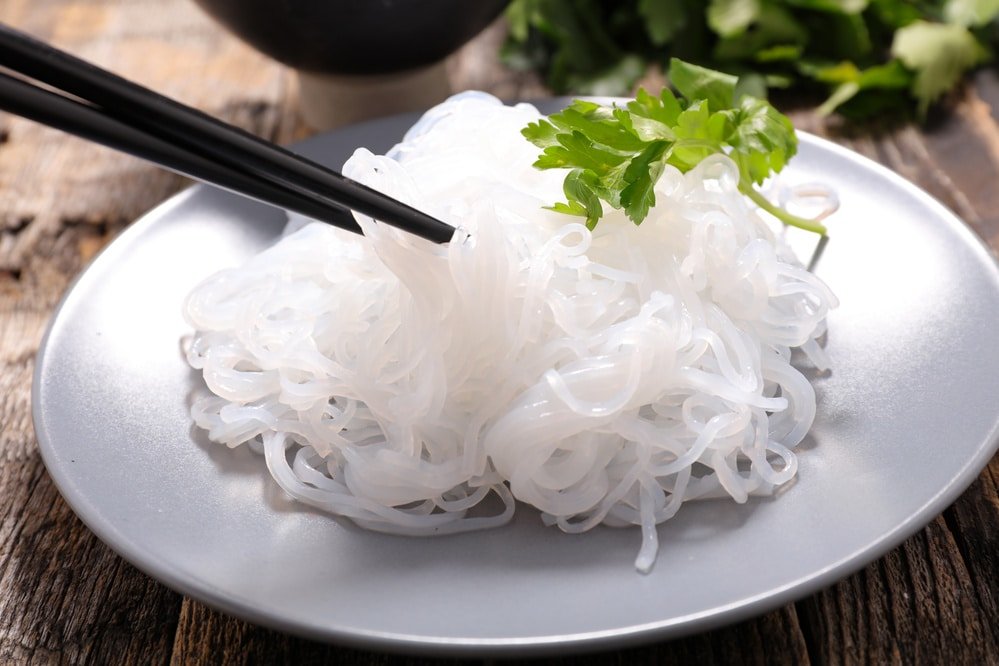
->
xmin=192 ymin=0 xmax=510 ymax=75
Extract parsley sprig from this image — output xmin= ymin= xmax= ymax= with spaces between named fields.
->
xmin=522 ymin=58 xmax=826 ymax=235
xmin=522 ymin=58 xmax=827 ymax=235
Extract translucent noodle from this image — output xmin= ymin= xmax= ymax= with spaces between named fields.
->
xmin=184 ymin=92 xmax=837 ymax=573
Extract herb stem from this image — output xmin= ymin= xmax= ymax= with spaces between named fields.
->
xmin=740 ymin=185 xmax=828 ymax=236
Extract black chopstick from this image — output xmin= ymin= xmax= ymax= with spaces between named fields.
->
xmin=0 ymin=71 xmax=364 ymax=232
xmin=0 ymin=23 xmax=456 ymax=244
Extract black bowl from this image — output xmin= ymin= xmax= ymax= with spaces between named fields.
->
xmin=192 ymin=0 xmax=510 ymax=75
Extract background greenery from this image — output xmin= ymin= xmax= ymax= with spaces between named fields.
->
xmin=503 ymin=0 xmax=999 ymax=119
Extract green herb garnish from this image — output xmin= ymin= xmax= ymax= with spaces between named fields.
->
xmin=504 ymin=0 xmax=998 ymax=120
xmin=522 ymin=58 xmax=826 ymax=235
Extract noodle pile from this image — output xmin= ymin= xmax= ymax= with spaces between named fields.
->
xmin=184 ymin=92 xmax=837 ymax=572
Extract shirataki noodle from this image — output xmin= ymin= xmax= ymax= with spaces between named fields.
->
xmin=184 ymin=92 xmax=837 ymax=572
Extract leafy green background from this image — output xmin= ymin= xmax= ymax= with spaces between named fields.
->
xmin=503 ymin=0 xmax=999 ymax=119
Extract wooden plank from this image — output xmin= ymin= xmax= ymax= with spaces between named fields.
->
xmin=797 ymin=512 xmax=999 ymax=664
xmin=0 ymin=0 xmax=292 ymax=663
xmin=0 ymin=0 xmax=299 ymax=282
xmin=0 ymin=463 xmax=183 ymax=664
xmin=940 ymin=461 xmax=999 ymax=651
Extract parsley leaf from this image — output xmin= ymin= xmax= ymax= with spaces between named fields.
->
xmin=669 ymin=59 xmax=738 ymax=109
xmin=522 ymin=58 xmax=827 ymax=235
xmin=944 ymin=0 xmax=999 ymax=27
xmin=638 ymin=0 xmax=688 ymax=45
xmin=891 ymin=20 xmax=986 ymax=116
xmin=708 ymin=0 xmax=763 ymax=38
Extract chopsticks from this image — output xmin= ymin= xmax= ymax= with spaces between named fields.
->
xmin=0 ymin=23 xmax=456 ymax=244
xmin=0 ymin=72 xmax=359 ymax=229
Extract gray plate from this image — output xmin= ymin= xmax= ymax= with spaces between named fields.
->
xmin=33 ymin=103 xmax=999 ymax=657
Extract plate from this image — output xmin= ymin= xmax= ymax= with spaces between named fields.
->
xmin=33 ymin=101 xmax=999 ymax=656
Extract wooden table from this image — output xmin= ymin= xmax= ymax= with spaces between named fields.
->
xmin=2 ymin=2 xmax=998 ymax=663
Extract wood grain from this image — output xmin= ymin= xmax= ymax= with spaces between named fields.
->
xmin=1 ymin=1 xmax=997 ymax=664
